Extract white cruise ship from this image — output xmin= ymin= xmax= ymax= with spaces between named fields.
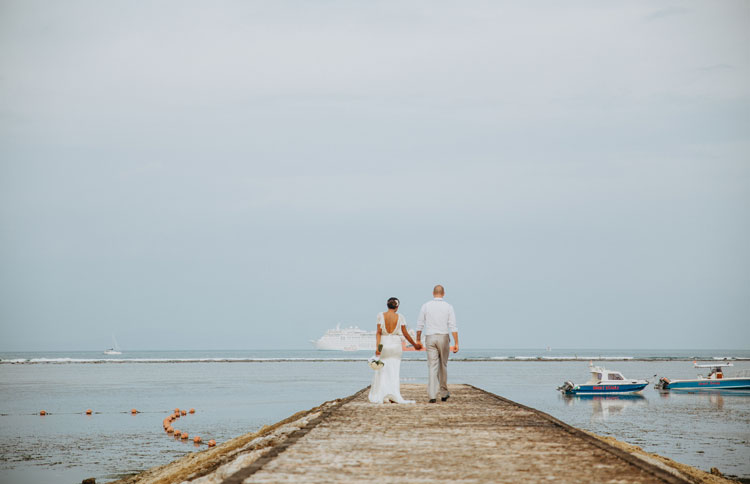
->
xmin=312 ymin=324 xmax=376 ymax=351
xmin=311 ymin=324 xmax=421 ymax=352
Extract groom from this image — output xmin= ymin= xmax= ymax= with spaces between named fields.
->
xmin=415 ymin=285 xmax=459 ymax=403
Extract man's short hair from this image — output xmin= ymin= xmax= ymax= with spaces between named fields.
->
xmin=433 ymin=285 xmax=445 ymax=296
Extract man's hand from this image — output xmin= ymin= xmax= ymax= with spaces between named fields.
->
xmin=451 ymin=345 xmax=459 ymax=353
xmin=413 ymin=342 xmax=423 ymax=351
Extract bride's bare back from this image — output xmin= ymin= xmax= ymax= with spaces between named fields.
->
xmin=383 ymin=311 xmax=400 ymax=334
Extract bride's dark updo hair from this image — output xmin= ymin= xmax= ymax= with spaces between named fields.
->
xmin=386 ymin=297 xmax=399 ymax=309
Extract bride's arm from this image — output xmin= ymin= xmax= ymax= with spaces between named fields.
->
xmin=375 ymin=324 xmax=382 ymax=356
xmin=401 ymin=325 xmax=421 ymax=349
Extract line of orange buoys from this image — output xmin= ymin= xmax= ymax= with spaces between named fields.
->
xmin=37 ymin=409 xmax=141 ymax=416
xmin=37 ymin=406 xmax=217 ymax=448
xmin=162 ymin=408 xmax=216 ymax=448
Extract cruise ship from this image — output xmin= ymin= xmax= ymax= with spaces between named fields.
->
xmin=312 ymin=324 xmax=376 ymax=351
xmin=311 ymin=324 xmax=422 ymax=352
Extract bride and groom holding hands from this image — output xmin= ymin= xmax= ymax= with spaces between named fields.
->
xmin=368 ymin=285 xmax=459 ymax=404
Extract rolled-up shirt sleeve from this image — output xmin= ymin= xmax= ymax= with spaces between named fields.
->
xmin=448 ymin=305 xmax=457 ymax=332
xmin=416 ymin=304 xmax=426 ymax=332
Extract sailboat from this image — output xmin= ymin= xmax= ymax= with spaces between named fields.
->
xmin=103 ymin=335 xmax=122 ymax=355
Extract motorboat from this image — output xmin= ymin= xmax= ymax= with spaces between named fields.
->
xmin=655 ymin=362 xmax=750 ymax=391
xmin=558 ymin=363 xmax=648 ymax=395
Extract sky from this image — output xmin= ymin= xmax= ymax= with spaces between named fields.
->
xmin=0 ymin=1 xmax=748 ymax=351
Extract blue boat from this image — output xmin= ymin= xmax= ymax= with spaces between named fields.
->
xmin=655 ymin=362 xmax=750 ymax=391
xmin=558 ymin=363 xmax=648 ymax=395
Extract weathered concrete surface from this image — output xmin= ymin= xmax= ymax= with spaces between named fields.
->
xmin=113 ymin=384 xmax=740 ymax=484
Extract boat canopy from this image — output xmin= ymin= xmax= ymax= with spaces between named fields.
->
xmin=694 ymin=361 xmax=733 ymax=368
xmin=587 ymin=365 xmax=626 ymax=383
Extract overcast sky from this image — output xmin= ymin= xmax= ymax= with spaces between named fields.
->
xmin=1 ymin=1 xmax=748 ymax=351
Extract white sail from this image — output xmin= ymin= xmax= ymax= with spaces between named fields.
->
xmin=103 ymin=335 xmax=122 ymax=355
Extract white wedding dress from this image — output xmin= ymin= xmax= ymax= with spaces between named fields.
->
xmin=368 ymin=313 xmax=414 ymax=404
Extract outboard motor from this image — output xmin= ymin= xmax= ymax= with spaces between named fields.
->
xmin=654 ymin=377 xmax=670 ymax=390
xmin=557 ymin=381 xmax=575 ymax=393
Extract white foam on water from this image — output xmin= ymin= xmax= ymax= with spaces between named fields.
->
xmin=0 ymin=357 xmax=374 ymax=364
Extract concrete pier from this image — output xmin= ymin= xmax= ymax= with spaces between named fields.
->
xmin=114 ymin=384 xmax=738 ymax=484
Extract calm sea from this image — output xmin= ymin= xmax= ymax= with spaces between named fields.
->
xmin=1 ymin=349 xmax=749 ymax=484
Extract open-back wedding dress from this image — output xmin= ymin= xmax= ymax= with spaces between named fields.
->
xmin=368 ymin=312 xmax=414 ymax=404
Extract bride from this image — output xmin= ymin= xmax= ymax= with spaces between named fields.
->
xmin=368 ymin=297 xmax=422 ymax=404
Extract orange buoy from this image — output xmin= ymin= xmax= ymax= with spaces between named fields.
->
xmin=39 ymin=410 xmax=46 ymax=416
xmin=130 ymin=409 xmax=138 ymax=414
xmin=193 ymin=436 xmax=202 ymax=443
xmin=174 ymin=408 xmax=180 ymax=414
xmin=181 ymin=433 xmax=188 ymax=440
xmin=167 ymin=426 xmax=174 ymax=433
xmin=174 ymin=430 xmax=181 ymax=437
xmin=180 ymin=410 xmax=187 ymax=416
xmin=189 ymin=408 xmax=195 ymax=414
xmin=207 ymin=439 xmax=216 ymax=447
xmin=86 ymin=409 xmax=93 ymax=415
xmin=173 ymin=412 xmax=180 ymax=419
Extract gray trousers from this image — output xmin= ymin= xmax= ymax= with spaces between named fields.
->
xmin=425 ymin=334 xmax=450 ymax=399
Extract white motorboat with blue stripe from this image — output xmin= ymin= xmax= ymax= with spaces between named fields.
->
xmin=655 ymin=362 xmax=750 ymax=391
xmin=558 ymin=363 xmax=648 ymax=395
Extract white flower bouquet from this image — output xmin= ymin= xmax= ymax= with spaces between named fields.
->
xmin=368 ymin=356 xmax=384 ymax=370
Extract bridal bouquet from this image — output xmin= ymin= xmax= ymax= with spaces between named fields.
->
xmin=368 ymin=356 xmax=384 ymax=370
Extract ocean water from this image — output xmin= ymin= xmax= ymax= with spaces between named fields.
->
xmin=1 ymin=349 xmax=749 ymax=484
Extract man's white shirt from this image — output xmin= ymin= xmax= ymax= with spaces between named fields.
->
xmin=416 ymin=298 xmax=457 ymax=335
